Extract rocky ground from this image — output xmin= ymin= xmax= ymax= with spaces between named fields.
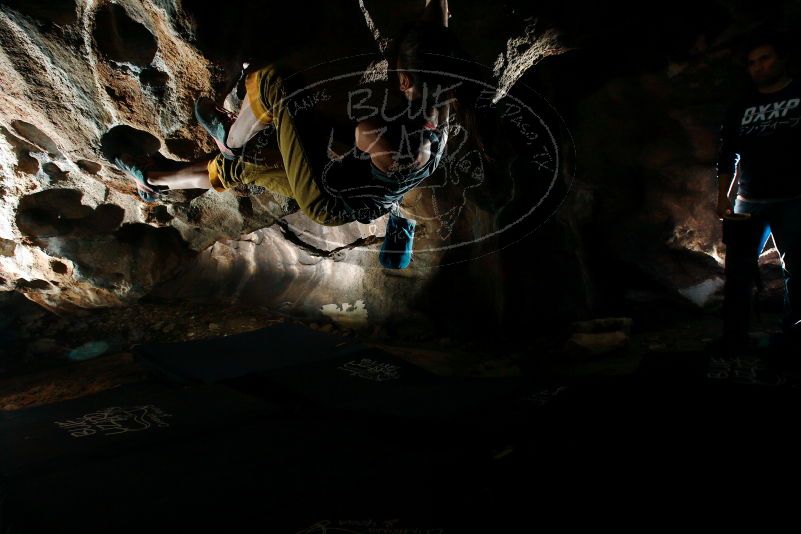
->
xmin=3 ymin=283 xmax=795 ymax=412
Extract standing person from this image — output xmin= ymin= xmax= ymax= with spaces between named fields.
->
xmin=716 ymin=31 xmax=801 ymax=351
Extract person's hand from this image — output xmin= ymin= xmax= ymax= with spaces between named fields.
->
xmin=716 ymin=192 xmax=733 ymax=219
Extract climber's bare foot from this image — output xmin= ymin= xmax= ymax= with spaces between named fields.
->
xmin=147 ymin=175 xmax=169 ymax=189
xmin=147 ymin=160 xmax=213 ymax=190
xmin=137 ymin=180 xmax=156 ymax=194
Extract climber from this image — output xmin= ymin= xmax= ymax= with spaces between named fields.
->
xmin=114 ymin=1 xmax=487 ymax=268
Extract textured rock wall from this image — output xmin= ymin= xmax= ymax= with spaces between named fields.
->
xmin=0 ymin=0 xmax=584 ymax=340
xmin=0 ymin=0 xmax=297 ymax=311
xmin=8 ymin=0 xmax=795 ymax=334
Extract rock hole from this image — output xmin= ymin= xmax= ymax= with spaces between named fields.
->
xmin=114 ymin=223 xmax=195 ymax=272
xmin=43 ymin=162 xmax=68 ymax=181
xmin=93 ymin=3 xmax=158 ymax=68
xmin=0 ymin=125 xmax=37 ymax=152
xmin=100 ymin=125 xmax=161 ymax=162
xmin=147 ymin=205 xmax=174 ymax=224
xmin=15 ymin=152 xmax=40 ymax=176
xmin=164 ymin=138 xmax=197 ymax=159
xmin=139 ymin=66 xmax=170 ymax=97
xmin=80 ymin=204 xmax=125 ymax=233
xmin=10 ymin=120 xmax=61 ymax=158
xmin=0 ymin=126 xmax=41 ymax=175
xmin=50 ymin=260 xmax=68 ymax=274
xmin=238 ymin=197 xmax=254 ymax=218
xmin=76 ymin=160 xmax=102 ymax=174
xmin=15 ymin=189 xmax=122 ymax=238
xmin=16 ymin=189 xmax=92 ymax=237
xmin=15 ymin=279 xmax=53 ymax=291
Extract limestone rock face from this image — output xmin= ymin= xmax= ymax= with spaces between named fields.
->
xmin=0 ymin=0 xmax=585 ymax=336
xmin=0 ymin=0 xmax=299 ymax=311
xmin=0 ymin=1 xmax=348 ymax=309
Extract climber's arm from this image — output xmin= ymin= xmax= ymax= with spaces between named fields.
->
xmin=355 ymin=119 xmax=390 ymax=156
xmin=357 ymin=118 xmax=433 ymax=172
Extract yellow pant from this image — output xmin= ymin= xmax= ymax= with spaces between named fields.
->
xmin=208 ymin=152 xmax=293 ymax=198
xmin=207 ymin=62 xmax=359 ymax=226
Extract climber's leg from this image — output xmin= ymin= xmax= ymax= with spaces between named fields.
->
xmin=120 ymin=154 xmax=292 ymax=195
xmin=723 ymin=199 xmax=771 ymax=351
xmin=206 ymin=152 xmax=293 ymax=196
xmin=195 ymin=92 xmax=273 ymax=160
xmin=226 ymin=93 xmax=271 ymax=150
xmin=113 ymin=154 xmax=204 ymax=202
xmin=242 ymin=62 xmax=356 ymax=226
xmin=148 ymin=159 xmax=212 ymax=190
xmin=766 ymin=196 xmax=801 ymax=336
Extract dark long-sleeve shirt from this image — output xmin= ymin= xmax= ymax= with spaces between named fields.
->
xmin=717 ymin=78 xmax=801 ymax=200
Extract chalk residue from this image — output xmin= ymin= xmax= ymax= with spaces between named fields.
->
xmin=355 ymin=6 xmax=570 ymax=97
xmin=357 ymin=1 xmax=389 ymax=84
xmin=677 ymin=277 xmax=724 ymax=308
xmin=357 ymin=0 xmax=390 ymax=53
xmin=321 ymin=299 xmax=369 ymax=329
xmin=359 ymin=59 xmax=388 ymax=84
xmin=491 ymin=17 xmax=571 ymax=103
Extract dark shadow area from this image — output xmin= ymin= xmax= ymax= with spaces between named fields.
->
xmin=15 ymin=189 xmax=124 ymax=238
xmin=10 ymin=120 xmax=62 ymax=158
xmin=76 ymin=159 xmax=102 ymax=174
xmin=100 ymin=124 xmax=161 ymax=162
xmin=0 ymin=0 xmax=78 ymax=27
xmin=93 ymin=3 xmax=158 ymax=68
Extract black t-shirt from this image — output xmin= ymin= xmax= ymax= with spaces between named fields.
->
xmin=717 ymin=78 xmax=801 ymax=199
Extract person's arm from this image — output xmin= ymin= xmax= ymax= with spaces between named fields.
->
xmin=717 ymin=170 xmax=736 ymax=217
xmin=716 ymin=107 xmax=740 ymax=218
xmin=422 ymin=0 xmax=450 ymax=27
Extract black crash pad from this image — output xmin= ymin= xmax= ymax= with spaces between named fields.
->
xmin=133 ymin=324 xmax=536 ymax=426
xmin=0 ymin=385 xmax=479 ymax=533
xmin=0 ymin=381 xmax=279 ymax=476
xmin=229 ymin=347 xmax=533 ymax=421
xmin=134 ymin=322 xmax=365 ymax=383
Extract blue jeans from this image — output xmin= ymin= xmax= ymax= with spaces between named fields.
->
xmin=733 ymin=194 xmax=801 ymax=333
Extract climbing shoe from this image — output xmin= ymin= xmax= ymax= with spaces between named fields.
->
xmin=379 ymin=212 xmax=416 ymax=269
xmin=194 ymin=96 xmax=243 ymax=160
xmin=113 ymin=154 xmax=168 ymax=203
